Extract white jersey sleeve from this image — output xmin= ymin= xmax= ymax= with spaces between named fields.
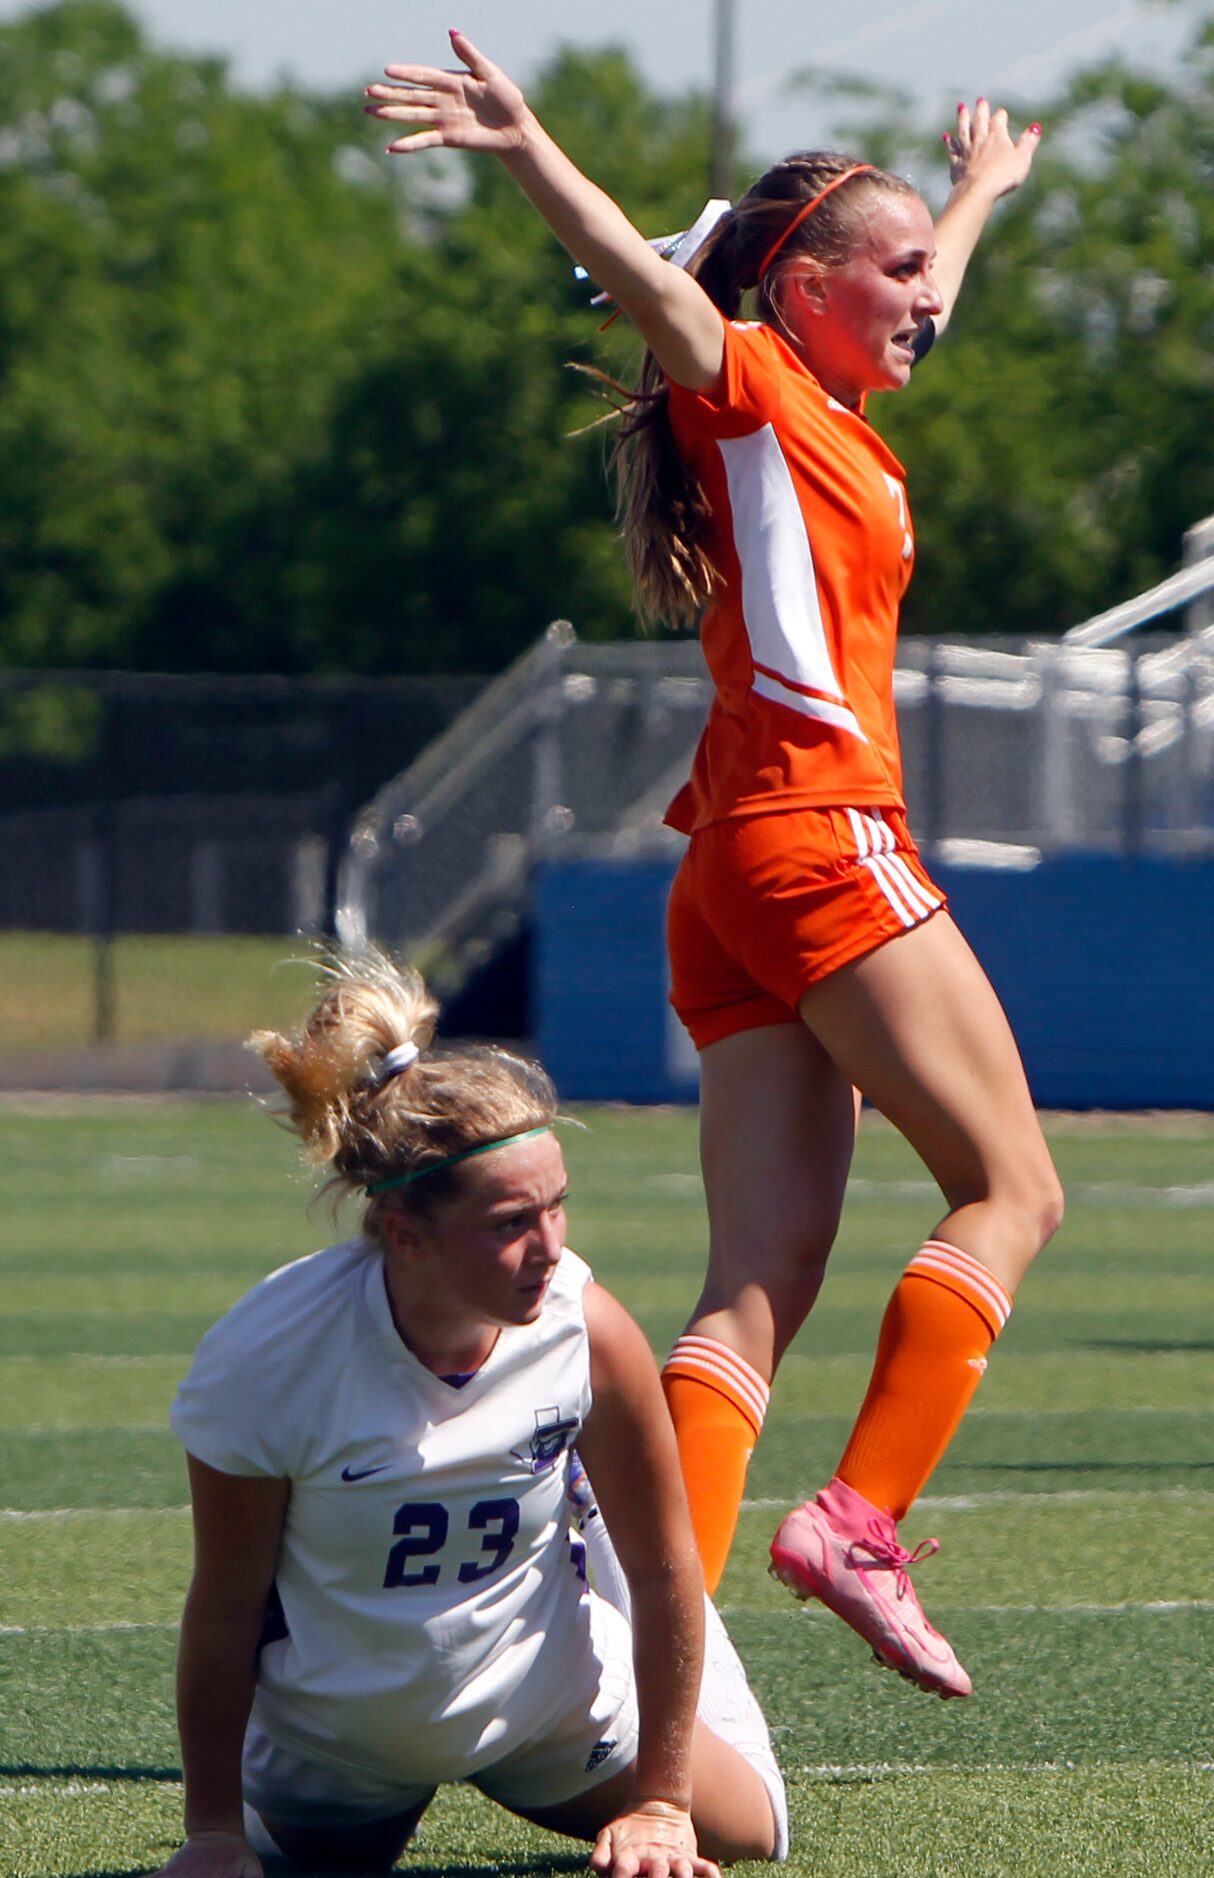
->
xmin=170 ymin=1242 xmax=379 ymax=1478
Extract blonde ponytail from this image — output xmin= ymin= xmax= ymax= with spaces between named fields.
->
xmin=249 ymin=949 xmax=557 ymax=1226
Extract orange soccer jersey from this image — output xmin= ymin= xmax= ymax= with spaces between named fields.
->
xmin=665 ymin=316 xmax=915 ymax=833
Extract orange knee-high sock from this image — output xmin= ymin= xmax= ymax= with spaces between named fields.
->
xmin=662 ymin=1336 xmax=770 ymax=1597
xmin=836 ymin=1240 xmax=1012 ymax=1521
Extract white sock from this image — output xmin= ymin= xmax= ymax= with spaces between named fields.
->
xmin=698 ymin=1598 xmax=789 ymax=1862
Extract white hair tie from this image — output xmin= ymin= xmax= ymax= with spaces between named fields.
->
xmin=664 ymin=198 xmax=734 ymax=271
xmin=379 ymin=1041 xmax=420 ymax=1083
xmin=575 ymin=198 xmax=732 ymax=305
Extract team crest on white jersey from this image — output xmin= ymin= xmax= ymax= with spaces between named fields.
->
xmin=512 ymin=1406 xmax=579 ymax=1474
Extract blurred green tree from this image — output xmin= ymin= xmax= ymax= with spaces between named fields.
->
xmin=0 ymin=5 xmax=712 ymax=673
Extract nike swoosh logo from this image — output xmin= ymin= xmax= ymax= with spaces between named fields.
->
xmin=341 ymin=1463 xmax=390 ymax=1482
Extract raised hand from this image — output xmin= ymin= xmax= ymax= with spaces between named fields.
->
xmin=365 ymin=30 xmax=529 ymax=157
xmin=589 ymin=1801 xmax=722 ymax=1878
xmin=945 ymin=98 xmax=1042 ymax=200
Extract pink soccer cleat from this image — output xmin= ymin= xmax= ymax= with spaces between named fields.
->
xmin=769 ymin=1476 xmax=972 ymax=1699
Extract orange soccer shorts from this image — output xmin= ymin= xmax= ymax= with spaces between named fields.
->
xmin=667 ymin=804 xmax=947 ymax=1050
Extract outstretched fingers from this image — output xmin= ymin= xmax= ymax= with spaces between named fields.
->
xmin=944 ymin=97 xmax=1042 ymax=195
xmin=364 ymin=32 xmax=528 ymax=156
xmin=363 ymin=84 xmax=444 ymax=156
xmin=376 ymin=29 xmax=493 ymax=88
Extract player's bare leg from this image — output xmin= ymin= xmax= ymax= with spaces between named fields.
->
xmin=663 ymin=1023 xmax=857 ymax=1591
xmin=770 ymin=910 xmax=1063 ymax=1694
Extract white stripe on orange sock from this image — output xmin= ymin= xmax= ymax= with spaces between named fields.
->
xmin=907 ymin=1239 xmax=1013 ymax=1335
xmin=664 ymin=1335 xmax=771 ymax=1434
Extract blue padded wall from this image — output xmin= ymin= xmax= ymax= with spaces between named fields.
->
xmin=940 ymin=855 xmax=1214 ymax=1110
xmin=534 ymin=853 xmax=1214 ymax=1108
xmin=534 ymin=856 xmax=696 ymax=1104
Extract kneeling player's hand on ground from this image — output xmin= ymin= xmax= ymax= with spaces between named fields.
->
xmin=590 ymin=1801 xmax=721 ymax=1878
xmin=153 ymin=1831 xmax=263 ymax=1878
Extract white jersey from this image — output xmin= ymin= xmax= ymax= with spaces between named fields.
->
xmin=171 ymin=1240 xmax=598 ymax=1785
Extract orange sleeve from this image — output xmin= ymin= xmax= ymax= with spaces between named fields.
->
xmin=667 ymin=318 xmax=787 ymax=439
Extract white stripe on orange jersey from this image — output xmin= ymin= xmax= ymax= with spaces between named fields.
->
xmin=866 ymin=809 xmax=895 ymax=854
xmin=753 ymin=669 xmax=867 ymax=739
xmin=717 ymin=426 xmax=868 ymax=744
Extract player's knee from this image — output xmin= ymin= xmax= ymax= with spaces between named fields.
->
xmin=767 ymin=1252 xmax=831 ymax=1342
xmin=1017 ymin=1147 xmax=1065 ymax=1251
xmin=698 ymin=1236 xmax=832 ymax=1357
xmin=997 ymin=1158 xmax=1064 ymax=1264
xmin=701 ymin=1811 xmax=778 ymax=1864
xmin=1037 ymin=1167 xmax=1065 ymax=1247
xmin=712 ymin=1221 xmax=835 ymax=1302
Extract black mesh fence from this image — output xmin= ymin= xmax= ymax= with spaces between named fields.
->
xmin=1 ymin=671 xmax=482 ymax=937
xmin=0 ymin=672 xmax=483 ymax=1060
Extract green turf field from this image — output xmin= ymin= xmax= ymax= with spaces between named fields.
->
xmin=3 ymin=1099 xmax=1212 ymax=1877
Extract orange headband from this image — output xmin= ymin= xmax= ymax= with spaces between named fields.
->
xmin=756 ymin=164 xmax=877 ymax=282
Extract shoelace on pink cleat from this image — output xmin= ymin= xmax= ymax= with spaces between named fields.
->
xmin=846 ymin=1523 xmax=940 ymax=1602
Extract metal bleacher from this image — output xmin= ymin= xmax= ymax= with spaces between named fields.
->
xmin=337 ymin=528 xmax=1214 ymax=997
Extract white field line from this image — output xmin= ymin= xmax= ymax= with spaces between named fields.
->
xmin=6 ymin=1765 xmax=1214 ymax=1796
xmin=645 ymin=1173 xmax=1214 ymax=1207
xmin=973 ymin=1600 xmax=1214 ymax=1616
xmin=0 ymin=1778 xmax=183 ymax=1795
xmin=742 ymin=1487 xmax=1214 ymax=1511
xmin=740 ymin=1598 xmax=1214 ymax=1618
xmin=1 ymin=1506 xmax=190 ymax=1520
xmin=0 ymin=1620 xmax=179 ymax=1635
xmin=916 ymin=1486 xmax=1214 ymax=1508
xmin=33 ymin=1487 xmax=1190 ymax=1518
xmin=791 ymin=1756 xmax=1214 ymax=1776
xmin=13 ymin=1423 xmax=172 ymax=1435
xmin=841 ymin=1178 xmax=1214 ymax=1207
xmin=11 ymin=1600 xmax=1214 ymax=1639
xmin=1 ymin=1782 xmax=112 ymax=1796
xmin=0 ymin=1353 xmax=191 ymax=1366
xmin=6 ymin=1487 xmax=1212 ymax=1523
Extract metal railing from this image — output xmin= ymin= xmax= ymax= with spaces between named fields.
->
xmin=336 ymin=625 xmax=711 ymax=985
xmin=336 ymin=628 xmax=1214 ymax=983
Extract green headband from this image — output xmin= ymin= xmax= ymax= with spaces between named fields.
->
xmin=365 ymin=1126 xmax=553 ymax=1196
